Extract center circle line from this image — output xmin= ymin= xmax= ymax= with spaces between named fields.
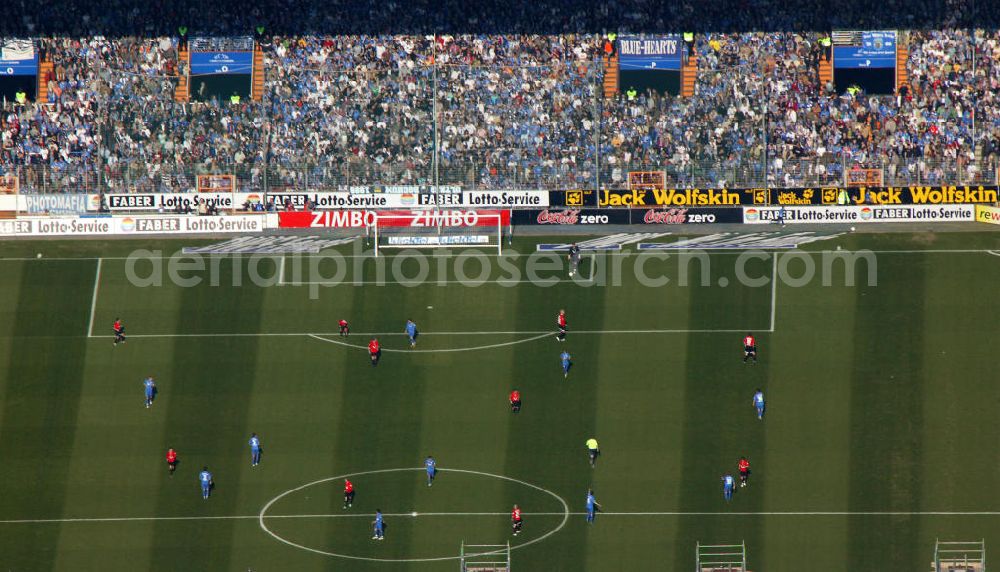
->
xmin=308 ymin=332 xmax=553 ymax=353
xmin=258 ymin=467 xmax=571 ymax=562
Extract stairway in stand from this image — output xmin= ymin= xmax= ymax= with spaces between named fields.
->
xmin=36 ymin=60 xmax=53 ymax=102
xmin=895 ymin=44 xmax=909 ymax=93
xmin=251 ymin=45 xmax=265 ymax=102
xmin=818 ymin=57 xmax=833 ymax=88
xmin=681 ymin=52 xmax=697 ymax=97
xmin=174 ymin=45 xmax=190 ymax=102
xmin=602 ymin=54 xmax=619 ymax=98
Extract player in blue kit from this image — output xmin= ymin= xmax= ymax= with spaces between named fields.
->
xmin=722 ymin=473 xmax=735 ymax=501
xmin=585 ymin=489 xmax=602 ymax=523
xmin=561 ymin=351 xmax=571 ymax=378
xmin=405 ymin=319 xmax=418 ymax=348
xmin=199 ymin=467 xmax=213 ymax=499
xmin=425 ymin=455 xmax=437 ymax=486
xmin=752 ymin=389 xmax=765 ymax=420
xmin=372 ymin=509 xmax=384 ymax=540
xmin=143 ymin=376 xmax=156 ymax=408
xmin=249 ymin=433 xmax=262 ymax=466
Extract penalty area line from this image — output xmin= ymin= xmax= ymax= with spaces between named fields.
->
xmin=87 ymin=328 xmax=759 ymax=340
xmin=769 ymin=252 xmax=778 ymax=333
xmin=86 ymin=258 xmax=103 ymax=338
xmin=3 ymin=510 xmax=999 ymax=525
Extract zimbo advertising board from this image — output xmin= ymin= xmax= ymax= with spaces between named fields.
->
xmin=279 ymin=210 xmax=511 ymax=229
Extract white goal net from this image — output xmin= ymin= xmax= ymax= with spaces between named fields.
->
xmin=370 ymin=210 xmax=506 ymax=256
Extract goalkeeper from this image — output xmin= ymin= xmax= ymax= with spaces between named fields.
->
xmin=567 ymin=243 xmax=581 ymax=277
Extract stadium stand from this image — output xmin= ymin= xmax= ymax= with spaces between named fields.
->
xmin=2 ymin=1 xmax=999 ymax=192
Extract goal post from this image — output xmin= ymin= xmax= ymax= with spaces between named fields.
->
xmin=460 ymin=542 xmax=510 ymax=572
xmin=370 ymin=210 xmax=507 ymax=257
xmin=696 ymin=541 xmax=747 ymax=572
xmin=934 ymin=539 xmax=985 ymax=572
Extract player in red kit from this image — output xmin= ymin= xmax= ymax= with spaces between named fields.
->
xmin=509 ymin=389 xmax=521 ymax=413
xmin=738 ymin=456 xmax=751 ymax=487
xmin=743 ymin=332 xmax=757 ymax=363
xmin=339 ymin=319 xmax=349 ymax=337
xmin=343 ymin=479 xmax=355 ymax=509
xmin=369 ymin=338 xmax=381 ymax=366
xmin=511 ymin=504 xmax=523 ymax=535
xmin=556 ymin=309 xmax=567 ymax=342
xmin=113 ymin=318 xmax=126 ymax=346
xmin=166 ymin=448 xmax=178 ymax=477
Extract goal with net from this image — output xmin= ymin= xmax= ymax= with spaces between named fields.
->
xmin=696 ymin=541 xmax=748 ymax=572
xmin=460 ymin=541 xmax=510 ymax=572
xmin=933 ymin=539 xmax=985 ymax=572
xmin=370 ymin=210 xmax=509 ymax=257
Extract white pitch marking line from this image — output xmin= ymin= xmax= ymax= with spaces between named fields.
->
xmin=4 ymin=249 xmax=1000 ymax=263
xmin=86 ymin=258 xmax=103 ymax=338
xmin=3 ymin=510 xmax=998 ymax=525
xmin=309 ymin=332 xmax=553 ymax=353
xmin=581 ymin=252 xmax=598 ymax=283
xmin=769 ymin=252 xmax=778 ymax=333
xmin=277 ymin=255 xmax=286 ymax=286
xmin=987 ymin=250 xmax=1000 ymax=258
xmin=282 ymin=278 xmax=572 ymax=286
xmin=258 ymin=467 xmax=571 ymax=563
xmin=89 ymin=328 xmax=757 ymax=340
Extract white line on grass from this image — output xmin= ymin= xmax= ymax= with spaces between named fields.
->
xmin=86 ymin=258 xmax=102 ymax=338
xmin=258 ymin=467 xmax=571 ymax=562
xmin=89 ymin=328 xmax=757 ymax=340
xmin=584 ymin=252 xmax=598 ymax=283
xmin=5 ymin=249 xmax=1000 ymax=263
xmin=3 ymin=510 xmax=999 ymax=525
xmin=769 ymin=252 xmax=778 ymax=333
xmin=987 ymin=250 xmax=1000 ymax=257
xmin=282 ymin=278 xmax=572 ymax=286
xmin=309 ymin=332 xmax=553 ymax=353
xmin=277 ymin=255 xmax=286 ymax=285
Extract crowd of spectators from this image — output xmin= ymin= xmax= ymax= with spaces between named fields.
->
xmin=0 ymin=0 xmax=989 ymax=36
xmin=4 ymin=25 xmax=1000 ymax=192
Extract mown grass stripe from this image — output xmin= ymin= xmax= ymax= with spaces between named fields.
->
xmin=148 ymin=258 xmax=270 ymax=571
xmin=670 ymin=254 xmax=772 ymax=570
xmin=0 ymin=261 xmax=92 ymax=570
xmin=847 ymin=252 xmax=927 ymax=570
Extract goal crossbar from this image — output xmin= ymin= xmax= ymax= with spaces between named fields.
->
xmin=460 ymin=542 xmax=510 ymax=571
xmin=934 ymin=539 xmax=986 ymax=571
xmin=696 ymin=541 xmax=747 ymax=571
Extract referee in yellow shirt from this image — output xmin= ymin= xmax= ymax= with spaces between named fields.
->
xmin=586 ymin=438 xmax=600 ymax=468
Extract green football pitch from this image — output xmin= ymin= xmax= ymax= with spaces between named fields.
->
xmin=0 ymin=231 xmax=998 ymax=571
